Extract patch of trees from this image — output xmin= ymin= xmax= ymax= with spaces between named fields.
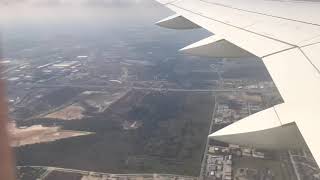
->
xmin=15 ymin=92 xmax=214 ymax=176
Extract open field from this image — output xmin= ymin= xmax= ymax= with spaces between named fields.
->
xmin=8 ymin=122 xmax=92 ymax=147
xmin=233 ymin=157 xmax=291 ymax=180
xmin=44 ymin=104 xmax=85 ymax=120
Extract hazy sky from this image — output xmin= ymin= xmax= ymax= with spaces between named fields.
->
xmin=0 ymin=0 xmax=153 ymax=6
xmin=0 ymin=0 xmax=168 ymax=24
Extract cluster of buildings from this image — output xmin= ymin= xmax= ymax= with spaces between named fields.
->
xmin=223 ymin=80 xmax=275 ymax=90
xmin=206 ymin=153 xmax=232 ymax=180
xmin=4 ymin=56 xmax=89 ymax=87
xmin=205 ymin=145 xmax=267 ymax=180
xmin=208 ymin=145 xmax=266 ymax=159
xmin=4 ymin=57 xmax=91 ymax=114
xmin=214 ymin=103 xmax=248 ymax=124
xmin=36 ymin=59 xmax=85 ymax=77
xmin=289 ymin=150 xmax=320 ymax=180
xmin=205 ymin=92 xmax=269 ymax=180
xmin=214 ymin=92 xmax=265 ymax=125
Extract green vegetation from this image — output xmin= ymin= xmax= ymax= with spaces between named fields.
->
xmin=13 ymin=87 xmax=83 ymax=120
xmin=233 ymin=157 xmax=288 ymax=180
xmin=15 ymin=90 xmax=214 ymax=176
xmin=45 ymin=171 xmax=83 ymax=180
xmin=16 ymin=167 xmax=46 ymax=180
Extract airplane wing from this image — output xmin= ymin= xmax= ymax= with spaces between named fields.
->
xmin=155 ymin=0 xmax=320 ymax=165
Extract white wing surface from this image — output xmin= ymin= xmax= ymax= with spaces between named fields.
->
xmin=155 ymin=0 xmax=320 ymax=165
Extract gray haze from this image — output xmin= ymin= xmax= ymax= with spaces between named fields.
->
xmin=0 ymin=0 xmax=168 ymax=24
xmin=0 ymin=0 xmax=154 ymax=6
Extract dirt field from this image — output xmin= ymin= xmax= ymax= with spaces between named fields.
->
xmin=44 ymin=104 xmax=85 ymax=120
xmin=8 ymin=122 xmax=92 ymax=147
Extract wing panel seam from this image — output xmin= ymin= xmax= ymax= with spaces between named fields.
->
xmin=170 ymin=4 xmax=297 ymax=48
xmin=273 ymin=106 xmax=283 ymax=126
xmin=299 ymin=48 xmax=320 ymax=74
xmin=199 ymin=0 xmax=320 ymax=27
xmin=262 ymin=47 xmax=297 ymax=58
xmin=164 ymin=0 xmax=181 ymax=5
xmin=262 ymin=46 xmax=320 ymax=75
xmin=301 ymin=41 xmax=320 ymax=48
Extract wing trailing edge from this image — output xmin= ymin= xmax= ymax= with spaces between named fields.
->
xmin=209 ymin=106 xmax=307 ymax=150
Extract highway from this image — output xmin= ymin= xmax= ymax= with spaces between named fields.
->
xmin=17 ymin=83 xmax=272 ymax=93
xmin=199 ymin=94 xmax=217 ymax=180
xmin=17 ymin=166 xmax=197 ymax=180
xmin=133 ymin=87 xmax=269 ymax=93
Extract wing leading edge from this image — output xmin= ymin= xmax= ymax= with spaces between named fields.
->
xmin=155 ymin=0 xmax=320 ymax=166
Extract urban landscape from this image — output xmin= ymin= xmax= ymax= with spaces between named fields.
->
xmin=1 ymin=0 xmax=320 ymax=180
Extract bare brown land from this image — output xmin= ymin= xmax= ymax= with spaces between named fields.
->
xmin=8 ymin=122 xmax=92 ymax=147
xmin=44 ymin=104 xmax=85 ymax=120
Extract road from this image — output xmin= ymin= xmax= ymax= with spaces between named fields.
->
xmin=133 ymin=87 xmax=269 ymax=93
xmin=288 ymin=150 xmax=302 ymax=180
xmin=37 ymin=167 xmax=53 ymax=180
xmin=199 ymin=93 xmax=217 ymax=180
xmin=17 ymin=166 xmax=197 ymax=180
xmin=18 ymin=83 xmax=271 ymax=93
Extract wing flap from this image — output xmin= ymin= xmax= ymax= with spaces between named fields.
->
xmin=156 ymin=14 xmax=200 ymax=29
xmin=262 ymin=48 xmax=320 ymax=105
xmin=263 ymin=47 xmax=320 ymax=165
xmin=170 ymin=0 xmax=320 ymax=47
xmin=209 ymin=107 xmax=306 ymax=149
xmin=201 ymin=0 xmax=320 ymax=26
xmin=166 ymin=3 xmax=293 ymax=58
xmin=180 ymin=35 xmax=254 ymax=58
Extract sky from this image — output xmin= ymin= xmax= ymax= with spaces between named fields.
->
xmin=0 ymin=0 xmax=167 ymax=23
xmin=0 ymin=0 xmax=153 ymax=6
